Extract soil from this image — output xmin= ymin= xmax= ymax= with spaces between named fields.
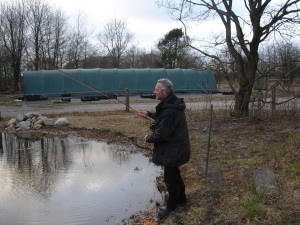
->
xmin=1 ymin=109 xmax=300 ymax=225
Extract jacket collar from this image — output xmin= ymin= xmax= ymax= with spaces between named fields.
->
xmin=156 ymin=94 xmax=186 ymax=112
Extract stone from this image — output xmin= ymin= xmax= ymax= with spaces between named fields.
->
xmin=54 ymin=117 xmax=69 ymax=127
xmin=16 ymin=120 xmax=31 ymax=130
xmin=32 ymin=112 xmax=41 ymax=117
xmin=34 ymin=119 xmax=44 ymax=126
xmin=33 ymin=124 xmax=43 ymax=130
xmin=43 ymin=118 xmax=55 ymax=126
xmin=6 ymin=118 xmax=16 ymax=127
xmin=16 ymin=114 xmax=25 ymax=122
xmin=31 ymin=117 xmax=37 ymax=123
xmin=24 ymin=112 xmax=34 ymax=119
xmin=5 ymin=112 xmax=69 ymax=131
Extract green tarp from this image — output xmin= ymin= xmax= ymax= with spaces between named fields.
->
xmin=23 ymin=68 xmax=217 ymax=97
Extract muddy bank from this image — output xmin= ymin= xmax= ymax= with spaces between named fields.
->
xmin=0 ymin=110 xmax=154 ymax=155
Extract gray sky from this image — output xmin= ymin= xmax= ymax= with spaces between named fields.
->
xmin=50 ymin=0 xmax=187 ymax=51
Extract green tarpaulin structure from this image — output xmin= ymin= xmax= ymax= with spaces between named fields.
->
xmin=23 ymin=68 xmax=217 ymax=97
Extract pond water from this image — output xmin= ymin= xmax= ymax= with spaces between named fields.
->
xmin=0 ymin=132 xmax=162 ymax=225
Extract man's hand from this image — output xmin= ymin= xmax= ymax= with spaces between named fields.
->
xmin=137 ymin=110 xmax=148 ymax=118
xmin=144 ymin=134 xmax=149 ymax=141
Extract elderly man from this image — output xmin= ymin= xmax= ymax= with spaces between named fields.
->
xmin=139 ymin=78 xmax=190 ymax=220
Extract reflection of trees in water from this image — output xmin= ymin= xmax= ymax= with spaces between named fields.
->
xmin=109 ymin=144 xmax=135 ymax=165
xmin=0 ymin=133 xmax=139 ymax=200
xmin=112 ymin=149 xmax=130 ymax=165
xmin=90 ymin=142 xmax=135 ymax=165
xmin=0 ymin=135 xmax=3 ymax=155
xmin=77 ymin=139 xmax=91 ymax=171
xmin=0 ymin=133 xmax=73 ymax=199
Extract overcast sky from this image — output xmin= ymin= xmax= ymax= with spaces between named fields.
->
xmin=49 ymin=0 xmax=188 ymax=51
xmin=2 ymin=0 xmax=298 ymax=51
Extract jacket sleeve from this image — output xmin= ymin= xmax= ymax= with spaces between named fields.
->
xmin=147 ymin=111 xmax=156 ymax=119
xmin=146 ymin=109 xmax=180 ymax=144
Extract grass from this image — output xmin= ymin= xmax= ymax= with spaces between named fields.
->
xmin=0 ymin=97 xmax=299 ymax=224
xmin=240 ymin=192 xmax=267 ymax=219
xmin=175 ymin=110 xmax=299 ymax=225
xmin=0 ymin=95 xmax=18 ymax=106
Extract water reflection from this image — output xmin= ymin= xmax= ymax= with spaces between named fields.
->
xmin=0 ymin=132 xmax=162 ymax=225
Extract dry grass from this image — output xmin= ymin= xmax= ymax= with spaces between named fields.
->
xmin=0 ymin=98 xmax=299 ymax=224
xmin=179 ymin=111 xmax=300 ymax=225
xmin=0 ymin=94 xmax=19 ymax=106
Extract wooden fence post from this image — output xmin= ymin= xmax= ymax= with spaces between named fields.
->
xmin=271 ymin=86 xmax=276 ymax=119
xmin=125 ymin=88 xmax=129 ymax=112
xmin=205 ymin=104 xmax=213 ymax=179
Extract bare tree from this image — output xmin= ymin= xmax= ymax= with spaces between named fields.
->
xmin=46 ymin=8 xmax=68 ymax=69
xmin=158 ymin=0 xmax=300 ymax=117
xmin=97 ymin=18 xmax=134 ymax=68
xmin=38 ymin=6 xmax=68 ymax=69
xmin=0 ymin=0 xmax=27 ymax=92
xmin=25 ymin=0 xmax=68 ymax=70
xmin=25 ymin=0 xmax=49 ymax=70
xmin=276 ymin=42 xmax=300 ymax=89
xmin=259 ymin=42 xmax=300 ymax=90
xmin=136 ymin=50 xmax=161 ymax=68
xmin=122 ymin=45 xmax=140 ymax=68
xmin=0 ymin=39 xmax=12 ymax=91
xmin=123 ymin=47 xmax=160 ymax=68
xmin=65 ymin=12 xmax=92 ymax=69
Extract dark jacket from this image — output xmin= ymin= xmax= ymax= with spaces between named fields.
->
xmin=146 ymin=94 xmax=190 ymax=167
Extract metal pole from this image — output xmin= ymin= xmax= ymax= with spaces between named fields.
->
xmin=205 ymin=104 xmax=213 ymax=179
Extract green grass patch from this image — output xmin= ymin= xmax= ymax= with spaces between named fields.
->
xmin=240 ymin=192 xmax=267 ymax=219
xmin=281 ymin=161 xmax=300 ymax=179
xmin=0 ymin=96 xmax=16 ymax=106
xmin=219 ymin=157 xmax=262 ymax=168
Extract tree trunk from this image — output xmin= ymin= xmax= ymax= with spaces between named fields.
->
xmin=234 ymin=91 xmax=250 ymax=117
xmin=234 ymin=77 xmax=254 ymax=117
xmin=13 ymin=64 xmax=20 ymax=92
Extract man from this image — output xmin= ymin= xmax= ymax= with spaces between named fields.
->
xmin=138 ymin=79 xmax=190 ymax=220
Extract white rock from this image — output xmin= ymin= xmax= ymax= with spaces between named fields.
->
xmin=54 ymin=118 xmax=69 ymax=127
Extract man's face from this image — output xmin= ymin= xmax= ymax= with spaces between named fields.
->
xmin=154 ymin=83 xmax=168 ymax=101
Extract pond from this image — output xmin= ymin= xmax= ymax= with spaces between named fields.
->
xmin=0 ymin=132 xmax=163 ymax=225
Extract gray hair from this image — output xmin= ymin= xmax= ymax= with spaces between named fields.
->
xmin=157 ymin=78 xmax=174 ymax=94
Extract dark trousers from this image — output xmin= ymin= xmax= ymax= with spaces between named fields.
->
xmin=164 ymin=166 xmax=187 ymax=210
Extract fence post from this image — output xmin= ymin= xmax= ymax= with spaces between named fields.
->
xmin=257 ymin=89 xmax=262 ymax=119
xmin=205 ymin=104 xmax=213 ymax=179
xmin=271 ymin=86 xmax=276 ymax=119
xmin=125 ymin=88 xmax=130 ymax=112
